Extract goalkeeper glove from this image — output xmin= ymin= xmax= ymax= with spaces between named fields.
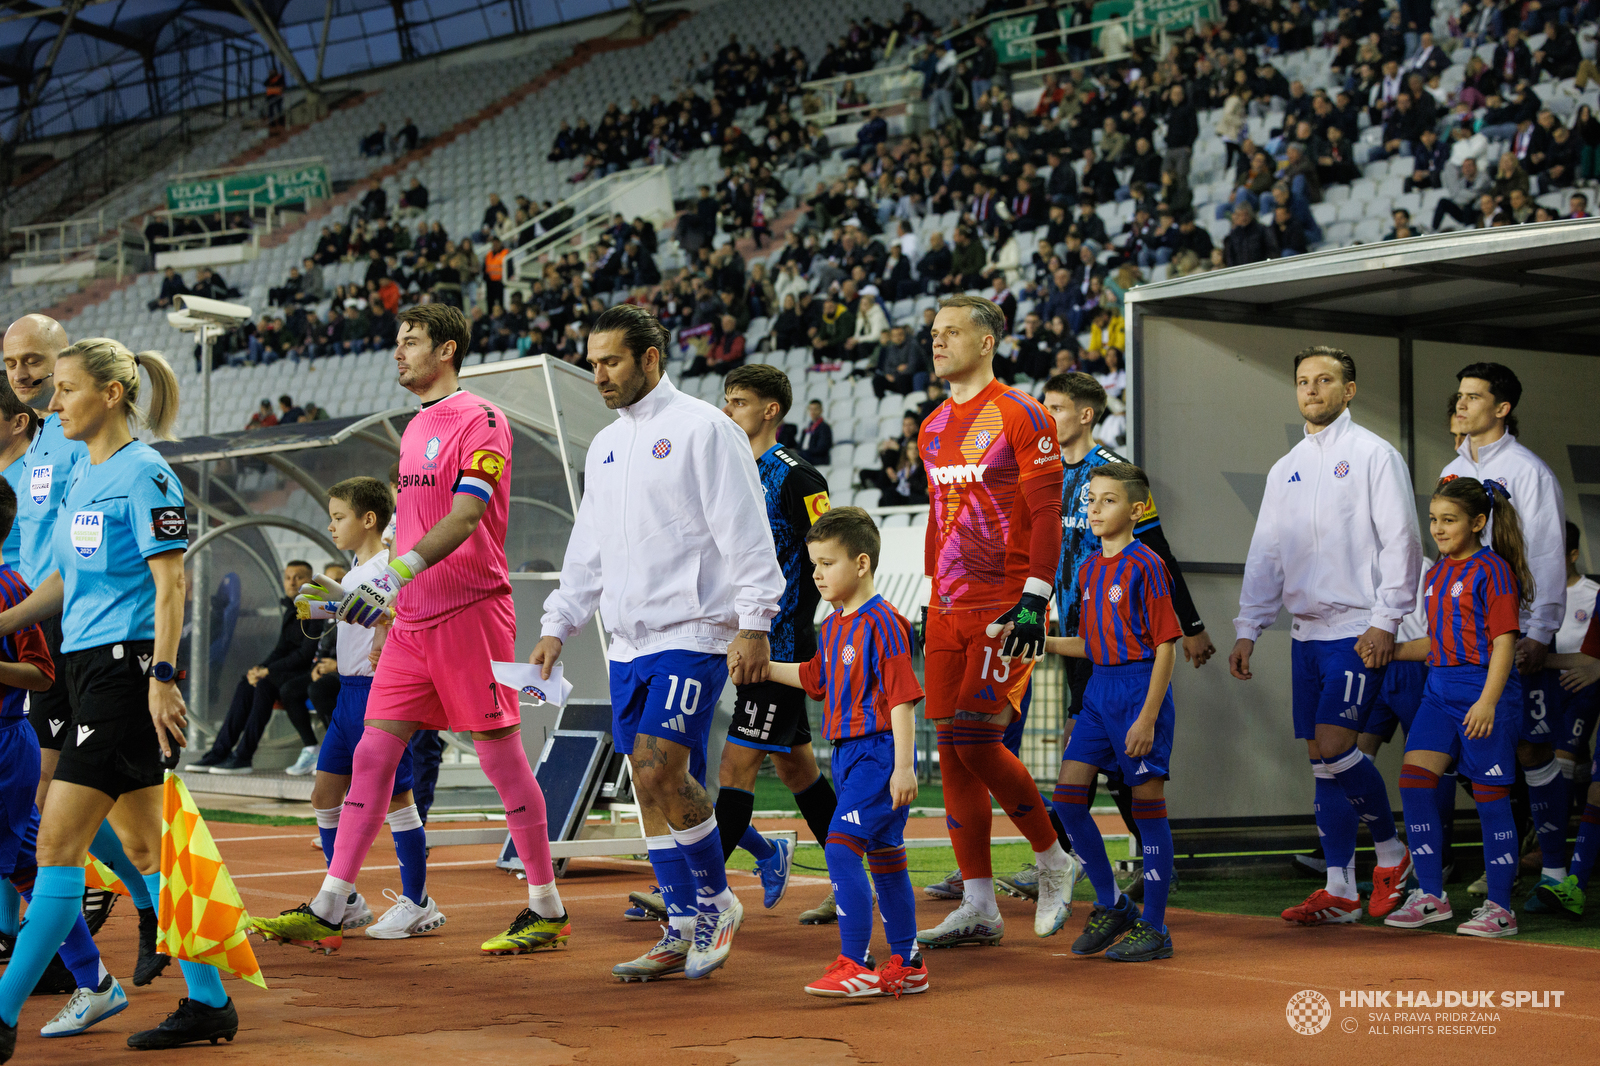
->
xmin=337 ymin=551 xmax=426 ymax=628
xmin=986 ymin=591 xmax=1050 ymax=663
xmin=294 ymin=574 xmax=347 ymax=620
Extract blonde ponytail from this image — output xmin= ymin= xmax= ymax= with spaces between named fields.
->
xmin=133 ymin=351 xmax=180 ymax=441
xmin=60 ymin=338 xmax=181 ymax=441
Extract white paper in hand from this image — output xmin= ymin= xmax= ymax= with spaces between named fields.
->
xmin=492 ymin=660 xmax=573 ymax=710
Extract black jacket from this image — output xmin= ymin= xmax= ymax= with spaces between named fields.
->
xmin=262 ymin=598 xmax=323 ymax=688
xmin=1164 ymin=102 xmax=1198 ymax=149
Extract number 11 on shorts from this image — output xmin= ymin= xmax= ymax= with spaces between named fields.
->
xmin=1343 ymin=670 xmax=1366 ymax=704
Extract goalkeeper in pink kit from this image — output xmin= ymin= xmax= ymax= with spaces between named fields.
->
xmin=252 ymin=304 xmax=569 ymax=955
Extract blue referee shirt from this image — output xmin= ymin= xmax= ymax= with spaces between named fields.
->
xmin=18 ymin=414 xmax=89 ymax=587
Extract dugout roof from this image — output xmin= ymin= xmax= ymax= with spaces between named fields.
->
xmin=1123 ymin=217 xmax=1600 ymax=358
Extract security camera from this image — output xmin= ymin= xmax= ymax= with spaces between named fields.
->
xmin=166 ymin=311 xmax=205 ymax=332
xmin=171 ymin=294 xmax=252 ymax=327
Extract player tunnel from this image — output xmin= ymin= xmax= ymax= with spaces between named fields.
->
xmin=1122 ymin=218 xmax=1600 ymax=842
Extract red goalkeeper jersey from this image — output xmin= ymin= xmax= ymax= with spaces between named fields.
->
xmin=919 ymin=378 xmax=1064 ymax=613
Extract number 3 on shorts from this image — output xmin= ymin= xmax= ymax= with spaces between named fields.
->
xmin=664 ymin=674 xmax=702 ymax=716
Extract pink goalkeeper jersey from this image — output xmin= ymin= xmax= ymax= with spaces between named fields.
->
xmin=393 ymin=389 xmax=512 ymax=630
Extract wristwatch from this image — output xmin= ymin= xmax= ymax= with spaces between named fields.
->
xmin=151 ymin=661 xmax=177 ymax=684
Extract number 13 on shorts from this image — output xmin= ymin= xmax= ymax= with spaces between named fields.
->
xmin=923 ymin=608 xmax=1034 ymax=719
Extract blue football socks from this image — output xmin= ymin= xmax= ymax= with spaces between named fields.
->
xmin=1053 ymin=783 xmax=1117 ymax=907
xmin=1471 ymin=784 xmax=1518 ymax=909
xmin=1326 ymin=746 xmax=1398 ymax=845
xmin=1132 ymin=798 xmax=1172 ymax=931
xmin=1572 ymin=803 xmax=1600 ymax=888
xmin=91 ymin=820 xmax=153 ymax=911
xmin=670 ymin=816 xmax=735 ymax=911
xmin=315 ymin=807 xmax=341 ymax=866
xmin=646 ymin=835 xmax=696 ymax=938
xmin=0 ymin=865 xmax=84 ymax=1026
xmin=868 ymin=846 xmax=916 ymax=960
xmin=825 ymin=837 xmax=873 ymax=965
xmin=1526 ymin=759 xmax=1570 ymax=877
xmin=739 ymin=825 xmax=776 ymax=863
xmin=387 ymin=805 xmax=429 ymax=905
xmin=1313 ymin=762 xmax=1359 ymax=896
xmin=1399 ymin=765 xmax=1445 ymax=897
xmin=0 ymin=880 xmax=18 ymax=936
xmin=143 ymin=873 xmax=227 ymax=1008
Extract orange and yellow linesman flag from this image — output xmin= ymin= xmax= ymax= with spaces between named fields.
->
xmin=83 ymin=855 xmax=128 ymax=896
xmin=158 ymin=772 xmax=266 ymax=989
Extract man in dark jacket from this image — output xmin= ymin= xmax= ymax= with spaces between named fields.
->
xmin=148 ymin=267 xmax=188 ymax=311
xmin=1163 ymin=84 xmax=1198 ymax=179
xmin=1268 ymin=204 xmax=1308 ymax=256
xmin=1223 ymin=203 xmax=1278 ymax=265
xmin=188 ymin=561 xmax=324 ymax=773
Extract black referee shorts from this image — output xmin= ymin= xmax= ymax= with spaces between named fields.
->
xmin=26 ymin=616 xmax=74 ymax=752
xmin=54 ymin=640 xmax=172 ymax=799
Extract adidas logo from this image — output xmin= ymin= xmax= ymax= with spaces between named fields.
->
xmin=661 ymin=714 xmax=687 ymax=732
xmin=1288 ymin=472 xmax=1302 ymax=483
xmin=1531 ymin=721 xmax=1550 ymax=736
xmin=603 ymin=452 xmax=614 ymax=464
xmin=1489 ymin=854 xmax=1517 ymax=866
xmin=1413 ymin=844 xmax=1434 ymax=855
xmin=842 ymin=810 xmax=862 ymax=825
xmin=974 ymin=685 xmax=996 ymax=701
xmin=76 ymin=725 xmax=94 ymax=745
xmin=1484 ymin=764 xmax=1504 ymax=777
xmin=1538 ymin=821 xmax=1561 ymax=833
xmin=1340 ymin=705 xmax=1359 ymax=719
xmin=1144 ymin=869 xmax=1161 ymax=881
xmin=1136 ymin=761 xmax=1151 ymax=774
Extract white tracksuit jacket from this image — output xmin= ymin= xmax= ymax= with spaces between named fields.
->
xmin=1234 ymin=408 xmax=1422 ymax=643
xmin=1441 ymin=432 xmax=1566 ymax=645
xmin=540 ymin=375 xmax=783 ymax=661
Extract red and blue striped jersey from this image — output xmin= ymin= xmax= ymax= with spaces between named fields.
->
xmin=1075 ymin=542 xmax=1183 ymax=666
xmin=799 ymin=594 xmax=924 ymax=740
xmin=0 ymin=564 xmax=51 ymax=719
xmin=1424 ymin=548 xmax=1521 ymax=667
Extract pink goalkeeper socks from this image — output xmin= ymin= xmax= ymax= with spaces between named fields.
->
xmin=475 ymin=732 xmax=557 ymax=889
xmin=327 ymin=727 xmax=407 ymax=884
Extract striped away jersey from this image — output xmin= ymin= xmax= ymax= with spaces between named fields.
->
xmin=0 ymin=564 xmax=49 ymax=719
xmin=1423 ymin=548 xmax=1521 ymax=668
xmin=1076 ymin=542 xmax=1183 ymax=666
xmin=755 ymin=443 xmax=830 ymax=662
xmin=393 ymin=389 xmax=512 ymax=630
xmin=799 ymin=594 xmax=924 ymax=740
xmin=919 ymin=378 xmax=1064 ymax=613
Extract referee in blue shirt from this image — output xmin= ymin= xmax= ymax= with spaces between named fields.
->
xmin=0 ymin=338 xmax=239 ymax=1057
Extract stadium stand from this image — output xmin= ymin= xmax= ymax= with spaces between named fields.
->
xmin=7 ymin=0 xmax=1598 ymax=525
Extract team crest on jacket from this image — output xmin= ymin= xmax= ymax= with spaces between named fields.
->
xmin=840 ymin=645 xmax=856 ymax=665
xmin=1333 ymin=461 xmax=1350 ymax=478
xmin=1108 ymin=585 xmax=1123 ymax=603
xmin=652 ymin=439 xmax=672 ymax=459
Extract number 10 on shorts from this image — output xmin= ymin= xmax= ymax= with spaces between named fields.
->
xmin=664 ymin=674 xmax=702 ymax=715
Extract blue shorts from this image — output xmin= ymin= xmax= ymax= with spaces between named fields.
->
xmin=1063 ymin=660 xmax=1175 ymax=785
xmin=1554 ymin=676 xmax=1600 ymax=757
xmin=1291 ymin=638 xmax=1383 ymax=740
xmin=828 ymin=732 xmax=909 ymax=851
xmin=609 ymin=650 xmax=728 ymax=788
xmin=317 ymin=676 xmax=414 ymax=795
xmin=1522 ymin=668 xmax=1561 ymax=745
xmin=1363 ymin=661 xmax=1429 ymax=742
xmin=1405 ymin=665 xmax=1522 ymax=785
xmin=0 ymin=719 xmax=39 ymax=877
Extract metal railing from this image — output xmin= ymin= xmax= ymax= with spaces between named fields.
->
xmin=501 ymin=165 xmax=667 ymax=289
xmin=10 ymin=211 xmax=109 ymax=265
xmin=799 ymin=4 xmax=1145 ymax=127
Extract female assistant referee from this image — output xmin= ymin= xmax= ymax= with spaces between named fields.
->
xmin=0 ymin=338 xmax=239 ymax=1060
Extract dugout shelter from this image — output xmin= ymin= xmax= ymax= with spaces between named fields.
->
xmin=159 ymin=354 xmax=612 ymax=784
xmin=1123 ymin=218 xmax=1600 ymax=833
